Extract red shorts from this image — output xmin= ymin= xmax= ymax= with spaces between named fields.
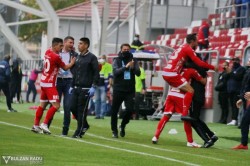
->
xmin=40 ymin=87 xmax=60 ymax=103
xmin=163 ymin=95 xmax=183 ymax=115
xmin=162 ymin=74 xmax=187 ymax=88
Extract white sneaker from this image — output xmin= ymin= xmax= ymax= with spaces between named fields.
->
xmin=152 ymin=136 xmax=158 ymax=144
xmin=187 ymin=141 xmax=201 ymax=148
xmin=31 ymin=125 xmax=43 ymax=134
xmin=227 ymin=120 xmax=236 ymax=126
xmin=40 ymin=123 xmax=51 ymax=134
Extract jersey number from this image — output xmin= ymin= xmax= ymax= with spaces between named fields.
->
xmin=44 ymin=58 xmax=50 ymax=73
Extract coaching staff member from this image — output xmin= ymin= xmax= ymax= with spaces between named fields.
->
xmin=111 ymin=43 xmax=140 ymax=138
xmin=70 ymin=37 xmax=99 ymax=138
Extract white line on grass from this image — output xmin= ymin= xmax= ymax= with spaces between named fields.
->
xmin=51 ymin=126 xmax=224 ymax=162
xmin=1 ymin=121 xmax=199 ymax=166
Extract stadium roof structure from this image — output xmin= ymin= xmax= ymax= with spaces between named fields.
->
xmin=56 ymin=0 xmax=129 ymax=20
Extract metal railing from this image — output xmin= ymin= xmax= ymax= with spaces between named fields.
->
xmin=215 ymin=3 xmax=249 ymax=28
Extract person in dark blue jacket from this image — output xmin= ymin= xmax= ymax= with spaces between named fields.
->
xmin=226 ymin=57 xmax=246 ymax=125
xmin=0 ymin=55 xmax=17 ymax=112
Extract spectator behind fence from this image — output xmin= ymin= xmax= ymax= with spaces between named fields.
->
xmin=111 ymin=43 xmax=141 ymax=138
xmin=226 ymin=57 xmax=246 ymax=126
xmin=131 ymin=34 xmax=144 ymax=51
xmin=94 ymin=55 xmax=113 ymax=119
xmin=197 ymin=19 xmax=211 ymax=61
xmin=241 ymin=0 xmax=250 ymax=27
xmin=215 ymin=61 xmax=230 ymax=124
xmin=0 ymin=55 xmax=17 ymax=112
xmin=26 ymin=68 xmax=42 ymax=103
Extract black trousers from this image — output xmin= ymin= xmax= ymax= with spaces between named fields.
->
xmin=218 ymin=92 xmax=229 ymax=123
xmin=190 ymin=100 xmax=215 ymax=143
xmin=111 ymin=91 xmax=134 ymax=133
xmin=228 ymin=92 xmax=240 ymax=120
xmin=0 ymin=82 xmax=12 ymax=109
xmin=70 ymin=88 xmax=90 ymax=136
xmin=26 ymin=80 xmax=37 ymax=102
xmin=240 ymin=104 xmax=250 ymax=146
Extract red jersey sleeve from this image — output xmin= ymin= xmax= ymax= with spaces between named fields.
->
xmin=182 ymin=68 xmax=202 ymax=82
xmin=56 ymin=55 xmax=66 ymax=68
xmin=186 ymin=48 xmax=214 ymax=70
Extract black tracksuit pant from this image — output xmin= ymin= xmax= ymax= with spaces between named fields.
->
xmin=111 ymin=91 xmax=134 ymax=133
xmin=0 ymin=82 xmax=12 ymax=109
xmin=70 ymin=88 xmax=90 ymax=136
xmin=218 ymin=91 xmax=229 ymax=123
xmin=190 ymin=100 xmax=215 ymax=143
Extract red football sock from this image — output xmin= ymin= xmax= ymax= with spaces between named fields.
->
xmin=34 ymin=106 xmax=44 ymax=126
xmin=154 ymin=115 xmax=170 ymax=139
xmin=184 ymin=121 xmax=193 ymax=143
xmin=43 ymin=106 xmax=57 ymax=125
xmin=182 ymin=92 xmax=193 ymax=116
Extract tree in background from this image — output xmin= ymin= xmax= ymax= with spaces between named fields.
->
xmin=19 ymin=0 xmax=85 ymax=43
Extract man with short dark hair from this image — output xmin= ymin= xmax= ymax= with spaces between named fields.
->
xmin=110 ymin=43 xmax=141 ymax=138
xmin=57 ymin=36 xmax=78 ymax=136
xmin=31 ymin=37 xmax=76 ymax=134
xmin=0 ymin=55 xmax=17 ymax=112
xmin=70 ymin=37 xmax=99 ymax=138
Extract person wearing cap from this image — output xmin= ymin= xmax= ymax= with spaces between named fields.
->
xmin=0 ymin=55 xmax=17 ymax=112
xmin=131 ymin=34 xmax=144 ymax=51
xmin=225 ymin=57 xmax=246 ymax=126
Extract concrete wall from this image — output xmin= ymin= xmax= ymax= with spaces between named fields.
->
xmin=59 ymin=19 xmax=130 ymax=55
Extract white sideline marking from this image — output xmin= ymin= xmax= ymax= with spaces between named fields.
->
xmin=51 ymin=126 xmax=224 ymax=161
xmin=0 ymin=121 xmax=199 ymax=166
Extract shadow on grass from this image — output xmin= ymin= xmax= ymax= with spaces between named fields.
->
xmin=219 ymin=136 xmax=243 ymax=142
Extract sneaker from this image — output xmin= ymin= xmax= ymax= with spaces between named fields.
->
xmin=232 ymin=144 xmax=248 ymax=150
xmin=119 ymin=125 xmax=125 ymax=137
xmin=7 ymin=108 xmax=17 ymax=112
xmin=152 ymin=136 xmax=158 ymax=144
xmin=211 ymin=135 xmax=218 ymax=143
xmin=203 ymin=140 xmax=214 ymax=148
xmin=80 ymin=125 xmax=90 ymax=137
xmin=187 ymin=141 xmax=201 ymax=148
xmin=112 ymin=131 xmax=118 ymax=138
xmin=40 ymin=123 xmax=51 ymax=134
xmin=227 ymin=120 xmax=237 ymax=126
xmin=31 ymin=125 xmax=42 ymax=133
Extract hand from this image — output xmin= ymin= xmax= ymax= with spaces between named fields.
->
xmin=236 ymin=99 xmax=242 ymax=108
xmin=141 ymin=89 xmax=146 ymax=95
xmin=70 ymin=56 xmax=76 ymax=65
xmin=69 ymin=87 xmax=73 ymax=94
xmin=214 ymin=66 xmax=219 ymax=72
xmin=244 ymin=92 xmax=250 ymax=100
xmin=88 ymin=87 xmax=96 ymax=97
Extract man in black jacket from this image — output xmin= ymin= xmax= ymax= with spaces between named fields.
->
xmin=111 ymin=43 xmax=141 ymax=138
xmin=215 ymin=61 xmax=230 ymax=124
xmin=70 ymin=37 xmax=99 ymax=138
xmin=184 ymin=53 xmax=218 ymax=148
